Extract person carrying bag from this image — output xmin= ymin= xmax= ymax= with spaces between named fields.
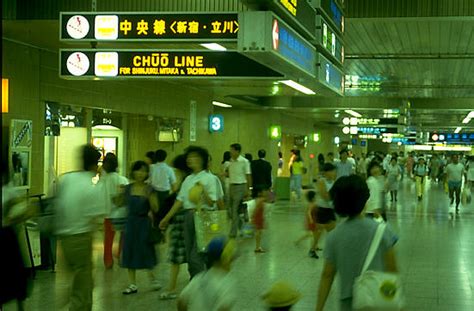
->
xmin=353 ymin=223 xmax=405 ymax=310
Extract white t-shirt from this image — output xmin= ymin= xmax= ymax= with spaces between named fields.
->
xmin=228 ymin=155 xmax=251 ymax=184
xmin=149 ymin=162 xmax=177 ymax=192
xmin=56 ymin=171 xmax=107 ymax=236
xmin=446 ymin=163 xmax=464 ymax=182
xmin=179 ymin=267 xmax=236 ymax=311
xmin=101 ymin=171 xmax=129 ymax=217
xmin=366 ymin=176 xmax=383 ymax=213
xmin=177 ymin=170 xmax=221 ymax=210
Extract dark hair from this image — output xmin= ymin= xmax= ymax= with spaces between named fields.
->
xmin=270 ymin=307 xmax=292 ymax=311
xmin=306 ymin=190 xmax=316 ymax=202
xmin=82 ymin=144 xmax=101 ymax=171
xmin=390 ymin=157 xmax=397 ymax=163
xmin=103 ymin=152 xmax=118 ymax=173
xmin=294 ymin=155 xmax=302 ymax=162
xmin=230 ymin=143 xmax=242 ymax=152
xmin=327 ymin=152 xmax=334 ymax=157
xmin=155 ymin=149 xmax=167 ymax=162
xmin=184 ymin=146 xmax=210 ymax=170
xmin=146 ymin=151 xmax=156 ymax=163
xmin=278 ymin=152 xmax=283 ymax=158
xmin=131 ymin=160 xmax=149 ymax=179
xmin=222 ymin=151 xmax=231 ymax=163
xmin=172 ymin=154 xmax=192 ymax=176
xmin=245 ymin=153 xmax=253 ymax=162
xmin=252 ymin=184 xmax=269 ymax=199
xmin=330 ymin=175 xmax=370 ymax=218
xmin=322 ymin=163 xmax=336 ymax=172
xmin=339 ymin=149 xmax=348 ymax=156
xmin=367 ymin=160 xmax=381 ymax=177
xmin=258 ymin=149 xmax=266 ymax=159
xmin=318 ymin=153 xmax=325 ymax=164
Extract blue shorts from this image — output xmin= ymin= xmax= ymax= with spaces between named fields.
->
xmin=448 ymin=181 xmax=462 ymax=190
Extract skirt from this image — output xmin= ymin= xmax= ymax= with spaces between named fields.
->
xmin=168 ymin=211 xmax=187 ymax=265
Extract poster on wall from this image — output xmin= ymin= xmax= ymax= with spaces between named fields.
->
xmin=10 ymin=119 xmax=33 ymax=189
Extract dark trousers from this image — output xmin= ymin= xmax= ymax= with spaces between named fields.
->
xmin=448 ymin=181 xmax=462 ymax=208
xmin=183 ymin=210 xmax=205 ymax=279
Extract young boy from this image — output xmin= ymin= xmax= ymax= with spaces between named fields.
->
xmin=252 ymin=186 xmax=269 ymax=253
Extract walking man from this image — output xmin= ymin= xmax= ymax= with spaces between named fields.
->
xmin=228 ymin=143 xmax=252 ymax=238
xmin=251 ymin=149 xmax=272 ymax=198
xmin=446 ymin=154 xmax=465 ymax=214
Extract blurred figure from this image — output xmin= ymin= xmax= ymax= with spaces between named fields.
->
xmin=317 ymin=153 xmax=325 ymax=176
xmin=121 ymin=161 xmax=160 ymax=294
xmin=160 ymin=146 xmax=221 ymax=278
xmin=244 ymin=153 xmax=253 ymax=162
xmin=1 ymin=151 xmax=33 ymax=310
xmin=316 ymin=175 xmax=399 ymax=311
xmin=467 ymin=156 xmax=474 ymax=195
xmin=335 ymin=149 xmax=354 ymax=180
xmin=386 ymin=157 xmax=401 ymax=202
xmin=294 ymin=190 xmax=320 ymax=258
xmin=160 ymin=155 xmax=192 ymax=300
xmin=145 ymin=151 xmax=156 ymax=166
xmin=178 ymin=237 xmax=237 ymax=311
xmin=326 ymin=152 xmax=335 ymax=164
xmin=55 ymin=144 xmax=106 ymax=311
xmin=357 ymin=153 xmax=368 ymax=180
xmin=277 ymin=152 xmax=284 ymax=177
xmin=289 ymin=153 xmax=304 ymax=201
xmin=446 ymin=154 xmax=464 ymax=214
xmin=406 ymin=152 xmax=415 ymax=179
xmin=397 ymin=152 xmax=406 ymax=181
xmin=365 ymin=161 xmax=385 ymax=221
xmin=101 ymin=153 xmax=128 ymax=269
xmin=429 ymin=154 xmax=441 ymax=183
xmin=227 ymin=143 xmax=252 ymax=238
xmin=252 ymin=186 xmax=269 ymax=253
xmin=251 ymin=149 xmax=272 ymax=199
xmin=414 ymin=158 xmax=428 ymax=201
xmin=220 ymin=151 xmax=231 ymax=205
xmin=262 ymin=281 xmax=301 ymax=311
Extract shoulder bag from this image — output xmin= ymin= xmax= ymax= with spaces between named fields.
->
xmin=352 ymin=223 xmax=405 ymax=310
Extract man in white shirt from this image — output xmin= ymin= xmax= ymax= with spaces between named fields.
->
xmin=56 ymin=145 xmax=106 ymax=311
xmin=149 ymin=149 xmax=177 ymax=224
xmin=446 ymin=154 xmax=465 ymax=213
xmin=228 ymin=143 xmax=252 ymax=238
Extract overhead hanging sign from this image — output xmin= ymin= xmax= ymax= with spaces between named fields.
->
xmin=239 ymin=11 xmax=316 ymax=79
xmin=316 ymin=15 xmax=344 ymax=65
xmin=317 ymin=53 xmax=343 ymax=95
xmin=60 ymin=12 xmax=239 ymax=41
xmin=357 ymin=118 xmax=399 ymax=125
xmin=430 ymin=132 xmax=474 ymax=144
xmin=60 ymin=49 xmax=284 ymax=79
xmin=314 ymin=0 xmax=344 ymax=33
xmin=273 ymin=0 xmax=316 ymax=39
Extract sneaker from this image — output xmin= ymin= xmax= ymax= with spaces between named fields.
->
xmin=150 ymin=280 xmax=162 ymax=291
xmin=308 ymin=250 xmax=319 ymax=259
xmin=122 ymin=284 xmax=138 ymax=295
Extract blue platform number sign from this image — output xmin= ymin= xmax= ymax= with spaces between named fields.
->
xmin=209 ymin=114 xmax=224 ymax=133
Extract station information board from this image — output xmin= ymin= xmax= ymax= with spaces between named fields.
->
xmin=274 ymin=0 xmax=316 ymax=38
xmin=314 ymin=0 xmax=344 ymax=33
xmin=60 ymin=49 xmax=284 ymax=79
xmin=430 ymin=132 xmax=474 ymax=144
xmin=357 ymin=118 xmax=399 ymax=125
xmin=60 ymin=12 xmax=239 ymax=41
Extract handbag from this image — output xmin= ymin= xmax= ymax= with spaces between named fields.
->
xmin=194 ymin=209 xmax=230 ymax=252
xmin=352 ymin=223 xmax=405 ymax=311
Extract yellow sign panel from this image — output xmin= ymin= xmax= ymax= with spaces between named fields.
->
xmin=2 ymin=79 xmax=8 ymax=113
xmin=280 ymin=0 xmax=298 ymax=16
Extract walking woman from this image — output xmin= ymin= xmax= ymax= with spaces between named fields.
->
xmin=160 ymin=146 xmax=221 ymax=279
xmin=316 ymin=175 xmax=399 ymax=311
xmin=160 ymin=155 xmax=192 ymax=300
xmin=121 ymin=161 xmax=161 ymax=294
xmin=386 ymin=157 xmax=401 ymax=202
xmin=290 ymin=153 xmax=304 ymax=201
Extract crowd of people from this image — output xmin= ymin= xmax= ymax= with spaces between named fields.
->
xmin=2 ymin=142 xmax=473 ymax=311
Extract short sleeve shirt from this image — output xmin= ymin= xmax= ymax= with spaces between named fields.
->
xmin=228 ymin=155 xmax=251 ymax=184
xmin=446 ymin=163 xmax=464 ymax=182
xmin=324 ymin=217 xmax=398 ymax=299
xmin=149 ymin=162 xmax=177 ymax=192
xmin=177 ymin=170 xmax=221 ymax=210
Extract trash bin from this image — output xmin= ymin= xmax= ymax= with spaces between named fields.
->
xmin=274 ymin=177 xmax=291 ymax=200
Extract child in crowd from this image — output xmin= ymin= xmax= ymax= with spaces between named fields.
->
xmin=262 ymin=280 xmax=301 ymax=310
xmin=252 ymin=186 xmax=269 ymax=253
xmin=294 ymin=190 xmax=321 ymax=258
xmin=178 ymin=236 xmax=237 ymax=311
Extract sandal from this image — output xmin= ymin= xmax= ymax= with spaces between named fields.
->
xmin=122 ymin=284 xmax=138 ymax=295
xmin=254 ymin=248 xmax=267 ymax=253
xmin=160 ymin=292 xmax=178 ymax=300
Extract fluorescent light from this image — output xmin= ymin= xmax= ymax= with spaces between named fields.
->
xmin=467 ymin=111 xmax=474 ymax=118
xmin=279 ymin=80 xmax=316 ymax=95
xmin=345 ymin=110 xmax=362 ymax=117
xmin=413 ymin=145 xmax=432 ymax=151
xmin=454 ymin=127 xmax=462 ymax=133
xmin=200 ymin=43 xmax=227 ymax=51
xmin=212 ymin=101 xmax=232 ymax=108
xmin=434 ymin=146 xmax=472 ymax=152
xmin=462 ymin=117 xmax=470 ymax=124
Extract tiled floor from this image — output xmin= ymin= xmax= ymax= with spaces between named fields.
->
xmin=3 ymin=178 xmax=474 ymax=310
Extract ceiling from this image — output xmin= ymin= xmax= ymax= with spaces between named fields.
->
xmin=2 ymin=9 xmax=474 ymax=133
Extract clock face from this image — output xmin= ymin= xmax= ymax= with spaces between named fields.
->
xmin=66 ymin=52 xmax=90 ymax=76
xmin=66 ymin=15 xmax=90 ymax=39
